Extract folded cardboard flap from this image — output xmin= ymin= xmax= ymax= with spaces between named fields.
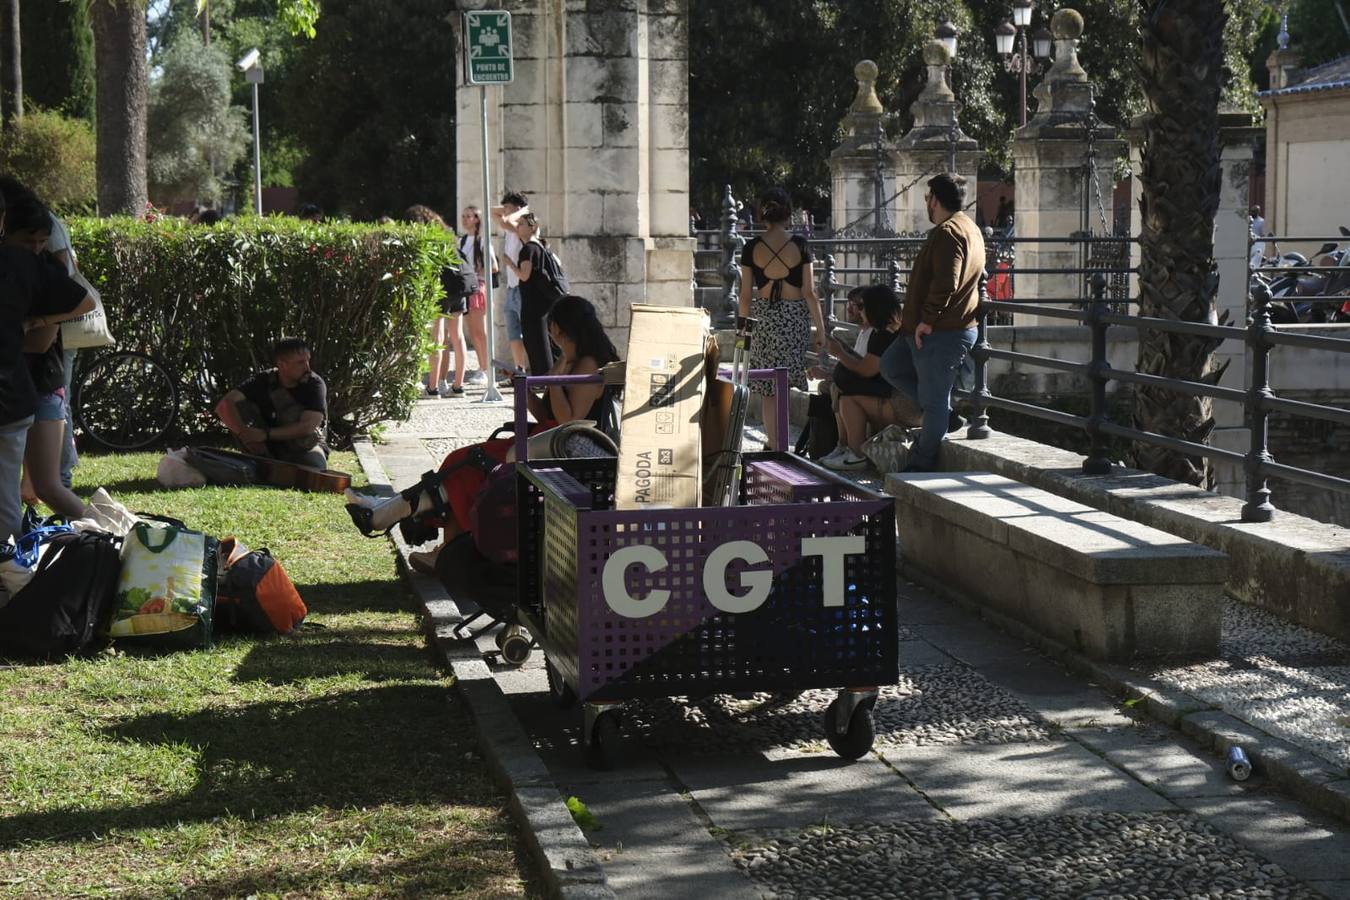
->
xmin=615 ymin=305 xmax=709 ymax=510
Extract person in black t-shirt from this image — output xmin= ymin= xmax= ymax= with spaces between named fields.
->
xmin=504 ymin=213 xmax=566 ymax=375
xmin=0 ymin=187 xmax=93 ymax=545
xmin=0 ymin=182 xmax=91 ymax=521
xmin=215 ymin=337 xmax=329 ymax=469
xmin=820 ymin=284 xmax=920 ymax=472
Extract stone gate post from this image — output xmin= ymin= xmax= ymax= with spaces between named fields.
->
xmin=828 ymin=60 xmax=897 ymax=236
xmin=893 ymin=41 xmax=979 ymax=237
xmin=453 ymin=0 xmax=695 ymax=353
xmin=1011 ymin=9 xmax=1125 ymax=319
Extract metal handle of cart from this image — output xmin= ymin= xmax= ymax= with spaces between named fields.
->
xmin=510 ymin=367 xmax=792 ymax=461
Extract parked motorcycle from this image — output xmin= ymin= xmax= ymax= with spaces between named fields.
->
xmin=1253 ymin=226 xmax=1350 ymax=324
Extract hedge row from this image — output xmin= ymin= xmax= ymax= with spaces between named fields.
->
xmin=68 ymin=217 xmax=458 ymax=447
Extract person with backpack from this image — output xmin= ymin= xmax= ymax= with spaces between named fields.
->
xmin=405 ymin=204 xmax=468 ymax=395
xmin=505 ymin=212 xmax=569 ymax=375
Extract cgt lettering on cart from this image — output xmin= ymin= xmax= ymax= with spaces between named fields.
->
xmin=601 ymin=535 xmax=866 ymax=618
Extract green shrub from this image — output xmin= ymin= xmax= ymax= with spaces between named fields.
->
xmin=68 ymin=216 xmax=458 ymax=446
xmin=0 ymin=108 xmax=97 ymax=215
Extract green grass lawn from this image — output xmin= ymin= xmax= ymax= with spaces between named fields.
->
xmin=0 ymin=450 xmax=536 ymax=898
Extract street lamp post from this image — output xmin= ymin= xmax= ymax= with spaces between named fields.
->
xmin=995 ymin=0 xmax=1051 ymax=127
xmin=237 ymin=48 xmax=264 ymax=215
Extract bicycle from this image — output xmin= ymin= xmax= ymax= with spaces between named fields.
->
xmin=71 ymin=348 xmax=178 ymax=451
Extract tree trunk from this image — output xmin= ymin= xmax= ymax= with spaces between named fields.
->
xmin=1 ymin=0 xmax=22 ymax=127
xmin=1132 ymin=0 xmax=1228 ymax=487
xmin=89 ymin=0 xmax=148 ymax=216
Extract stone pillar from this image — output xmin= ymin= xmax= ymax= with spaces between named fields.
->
xmin=453 ymin=0 xmax=694 ymax=353
xmin=827 ymin=60 xmax=897 ymax=235
xmin=1210 ymin=112 xmax=1264 ymax=500
xmin=1011 ymin=9 xmax=1126 ymax=319
xmin=893 ymin=42 xmax=979 ymax=237
xmin=1124 ymin=115 xmax=1145 ymax=303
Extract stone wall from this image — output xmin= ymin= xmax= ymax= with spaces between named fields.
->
xmin=454 ymin=0 xmax=695 ymax=354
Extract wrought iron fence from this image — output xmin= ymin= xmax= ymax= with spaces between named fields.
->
xmin=696 ymin=186 xmax=1137 ymax=328
xmin=958 ymin=252 xmax=1350 ymax=523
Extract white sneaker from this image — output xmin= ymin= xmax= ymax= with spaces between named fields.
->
xmin=818 ymin=446 xmax=849 ymax=466
xmin=823 ymin=451 xmax=868 ymax=472
xmin=437 ymin=379 xmax=453 ymax=396
xmin=464 ymin=369 xmax=488 ymax=385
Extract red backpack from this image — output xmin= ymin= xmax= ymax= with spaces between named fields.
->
xmin=215 ymin=537 xmax=307 ymax=635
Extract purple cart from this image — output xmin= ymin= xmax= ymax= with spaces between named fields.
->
xmin=509 ymin=372 xmax=898 ymax=769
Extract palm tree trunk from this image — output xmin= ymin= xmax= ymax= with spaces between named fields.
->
xmin=1 ymin=0 xmax=22 ymax=127
xmin=1132 ymin=0 xmax=1228 ymax=487
xmin=89 ymin=0 xmax=148 ymax=216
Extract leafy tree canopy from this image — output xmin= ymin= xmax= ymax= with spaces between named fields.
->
xmin=20 ymin=0 xmax=95 ymax=121
xmin=689 ymin=0 xmax=1271 ymax=221
xmin=147 ymin=34 xmax=250 ymax=203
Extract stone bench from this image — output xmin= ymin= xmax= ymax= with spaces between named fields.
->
xmin=886 ymin=471 xmax=1229 ymax=661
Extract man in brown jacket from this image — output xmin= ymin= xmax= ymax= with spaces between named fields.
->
xmin=880 ymin=173 xmax=985 ymax=472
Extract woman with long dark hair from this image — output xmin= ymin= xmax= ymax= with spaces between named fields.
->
xmin=457 ymin=206 xmax=495 ymax=384
xmin=738 ymin=186 xmax=826 ymax=447
xmin=346 ymin=295 xmax=619 ymax=571
xmin=821 ymin=284 xmax=919 ymax=471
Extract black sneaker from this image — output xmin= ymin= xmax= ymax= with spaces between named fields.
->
xmin=947 ymin=411 xmax=966 ymax=433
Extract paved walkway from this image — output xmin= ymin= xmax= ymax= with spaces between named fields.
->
xmin=371 ymin=387 xmax=1350 ymax=899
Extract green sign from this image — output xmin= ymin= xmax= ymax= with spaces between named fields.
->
xmin=465 ymin=10 xmax=513 ymax=85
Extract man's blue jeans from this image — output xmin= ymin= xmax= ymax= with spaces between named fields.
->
xmin=0 ymin=417 xmax=33 ymax=545
xmin=879 ymin=327 xmax=976 ymax=470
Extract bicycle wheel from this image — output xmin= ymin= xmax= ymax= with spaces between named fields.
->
xmin=73 ymin=350 xmax=178 ymax=451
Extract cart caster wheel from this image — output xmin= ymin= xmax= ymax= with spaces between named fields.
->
xmin=825 ymin=695 xmax=876 ymax=761
xmin=501 ymin=633 xmax=533 ymax=666
xmin=584 ymin=711 xmax=622 ymax=770
xmin=545 ymin=659 xmax=576 ymax=709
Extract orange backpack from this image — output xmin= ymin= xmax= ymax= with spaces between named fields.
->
xmin=215 ymin=537 xmax=307 ymax=635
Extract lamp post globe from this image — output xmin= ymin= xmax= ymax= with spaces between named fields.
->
xmin=1032 ymin=25 xmax=1054 ymax=59
xmin=995 ymin=20 xmax=1016 ymax=55
xmin=935 ymin=19 xmax=959 ymax=60
xmin=1012 ymin=0 xmax=1033 ymax=28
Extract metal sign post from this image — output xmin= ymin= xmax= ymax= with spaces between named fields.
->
xmin=465 ymin=10 xmax=514 ymax=403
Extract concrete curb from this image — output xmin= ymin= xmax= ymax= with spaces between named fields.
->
xmin=899 ymin=560 xmax=1350 ymax=827
xmin=351 ymin=438 xmax=616 ymax=900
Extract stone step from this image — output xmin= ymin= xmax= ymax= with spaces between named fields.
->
xmin=887 ymin=470 xmax=1229 ymax=661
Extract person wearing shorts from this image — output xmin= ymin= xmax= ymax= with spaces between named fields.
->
xmin=457 ymin=207 xmax=495 ymax=385
xmin=492 ymin=191 xmax=530 ymax=379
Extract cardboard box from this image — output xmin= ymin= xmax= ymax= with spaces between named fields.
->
xmin=615 ymin=305 xmax=708 ymax=510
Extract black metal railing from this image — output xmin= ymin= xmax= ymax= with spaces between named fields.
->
xmin=959 ymin=262 xmax=1350 ymax=523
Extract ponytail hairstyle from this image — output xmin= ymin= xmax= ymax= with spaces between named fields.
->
xmin=759 ymin=186 xmax=793 ymax=225
xmin=548 ymin=295 xmax=619 ymax=367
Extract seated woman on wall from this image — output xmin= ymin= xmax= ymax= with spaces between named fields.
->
xmin=345 ymin=294 xmax=620 ymax=569
xmin=820 ymin=284 xmax=920 ymax=472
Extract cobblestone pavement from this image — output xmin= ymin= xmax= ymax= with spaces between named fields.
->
xmin=1149 ymin=601 xmax=1350 ymax=770
xmin=374 ymin=392 xmax=1350 ymax=900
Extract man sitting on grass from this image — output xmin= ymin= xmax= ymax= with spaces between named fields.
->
xmin=215 ymin=337 xmax=329 ymax=469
